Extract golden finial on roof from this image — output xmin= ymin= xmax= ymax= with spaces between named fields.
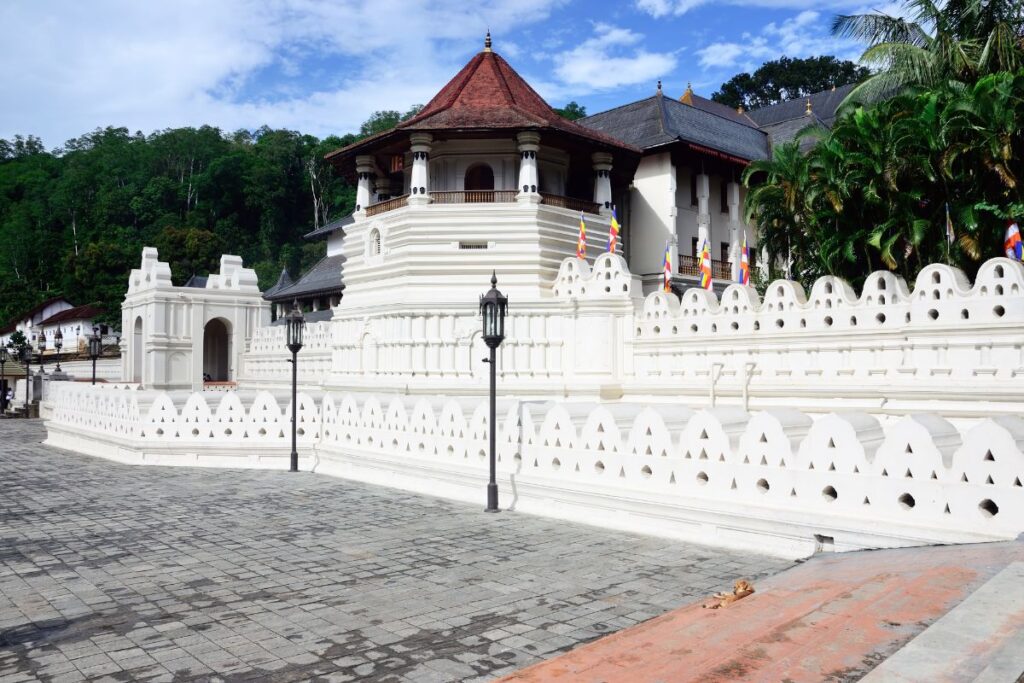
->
xmin=484 ymin=29 xmax=492 ymax=52
xmin=657 ymin=80 xmax=662 ymax=93
xmin=805 ymin=97 xmax=813 ymax=115
xmin=680 ymin=82 xmax=694 ymax=105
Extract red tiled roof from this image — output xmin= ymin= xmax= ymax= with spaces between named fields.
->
xmin=0 ymin=296 xmax=73 ymax=335
xmin=37 ymin=304 xmax=104 ymax=327
xmin=327 ymin=49 xmax=640 ymax=163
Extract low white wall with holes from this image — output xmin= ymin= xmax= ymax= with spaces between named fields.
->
xmin=43 ymin=381 xmax=1024 ymax=558
xmin=630 ymin=257 xmax=1024 ymax=416
xmin=240 ymin=321 xmax=333 ymax=386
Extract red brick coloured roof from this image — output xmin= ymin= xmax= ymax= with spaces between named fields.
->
xmin=327 ymin=49 xmax=640 ymax=164
xmin=399 ymin=51 xmax=636 ymax=151
xmin=37 ymin=304 xmax=104 ymax=327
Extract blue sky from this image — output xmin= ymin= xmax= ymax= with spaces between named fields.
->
xmin=0 ymin=0 xmax=903 ymax=148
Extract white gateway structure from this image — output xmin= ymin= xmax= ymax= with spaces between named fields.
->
xmin=44 ymin=38 xmax=1024 ymax=559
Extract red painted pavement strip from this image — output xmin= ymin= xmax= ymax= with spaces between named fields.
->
xmin=498 ymin=540 xmax=1024 ymax=683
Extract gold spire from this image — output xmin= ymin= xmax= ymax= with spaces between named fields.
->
xmin=484 ymin=29 xmax=492 ymax=52
xmin=805 ymin=97 xmax=813 ymax=115
xmin=680 ymin=82 xmax=694 ymax=105
xmin=657 ymin=79 xmax=662 ymax=94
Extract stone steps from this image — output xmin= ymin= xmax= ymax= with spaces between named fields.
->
xmin=862 ymin=561 xmax=1024 ymax=682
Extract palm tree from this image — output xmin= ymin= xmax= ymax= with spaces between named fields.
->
xmin=833 ymin=0 xmax=1024 ymax=101
xmin=742 ymin=142 xmax=811 ymax=280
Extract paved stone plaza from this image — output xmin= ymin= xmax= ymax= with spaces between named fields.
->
xmin=0 ymin=420 xmax=790 ymax=682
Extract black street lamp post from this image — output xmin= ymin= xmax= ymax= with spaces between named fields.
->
xmin=479 ymin=272 xmax=508 ymax=513
xmin=286 ymin=301 xmax=305 ymax=472
xmin=88 ymin=327 xmax=102 ymax=385
xmin=53 ymin=328 xmax=63 ymax=373
xmin=0 ymin=345 xmax=7 ymax=413
xmin=34 ymin=331 xmax=45 ymax=375
xmin=21 ymin=346 xmax=31 ymax=409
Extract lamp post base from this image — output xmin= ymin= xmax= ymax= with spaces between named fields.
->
xmin=485 ymin=482 xmax=500 ymax=513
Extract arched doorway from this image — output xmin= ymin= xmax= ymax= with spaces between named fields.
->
xmin=132 ymin=317 xmax=143 ymax=384
xmin=203 ymin=318 xmax=231 ymax=382
xmin=464 ymin=163 xmax=494 ymax=198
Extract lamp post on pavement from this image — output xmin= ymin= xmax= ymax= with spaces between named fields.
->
xmin=34 ymin=331 xmax=45 ymax=375
xmin=53 ymin=328 xmax=63 ymax=373
xmin=479 ymin=272 xmax=508 ymax=513
xmin=88 ymin=327 xmax=102 ymax=386
xmin=286 ymin=301 xmax=305 ymax=472
xmin=0 ymin=345 xmax=7 ymax=413
xmin=21 ymin=345 xmax=31 ymax=410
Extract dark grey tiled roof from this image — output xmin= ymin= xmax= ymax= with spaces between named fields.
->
xmin=747 ymin=83 xmax=856 ymax=128
xmin=271 ymin=309 xmax=334 ymax=326
xmin=579 ymin=93 xmax=770 ymax=162
xmin=304 ymin=213 xmax=355 ymax=240
xmin=262 ymin=268 xmax=294 ymax=300
xmin=182 ymin=275 xmax=208 ymax=288
xmin=760 ymin=115 xmax=828 ymax=152
xmin=265 ymin=254 xmax=345 ymax=302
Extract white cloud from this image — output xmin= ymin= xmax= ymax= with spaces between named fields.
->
xmin=549 ymin=23 xmax=677 ymax=94
xmin=0 ymin=0 xmax=569 ymax=147
xmin=694 ymin=7 xmax=864 ymax=73
xmin=636 ymin=0 xmax=859 ymax=17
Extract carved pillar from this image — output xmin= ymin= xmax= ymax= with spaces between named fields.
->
xmin=374 ymin=175 xmax=391 ymax=203
xmin=355 ymin=155 xmax=375 ymax=216
xmin=516 ymin=131 xmax=541 ymax=204
xmin=408 ymin=133 xmax=432 ymax=205
xmin=727 ymin=181 xmax=741 ymax=281
xmin=592 ymin=152 xmax=613 ymax=215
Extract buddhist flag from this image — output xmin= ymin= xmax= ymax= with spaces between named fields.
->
xmin=739 ymin=233 xmax=750 ymax=285
xmin=662 ymin=241 xmax=673 ymax=293
xmin=945 ymin=203 xmax=955 ymax=245
xmin=576 ymin=211 xmax=587 ymax=259
xmin=699 ymin=239 xmax=713 ymax=290
xmin=1005 ymin=220 xmax=1022 ymax=261
xmin=607 ymin=208 xmax=620 ymax=253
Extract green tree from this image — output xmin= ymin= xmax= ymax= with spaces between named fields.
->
xmin=832 ymin=0 xmax=1024 ymax=102
xmin=711 ymin=56 xmax=870 ymax=109
xmin=555 ymin=102 xmax=587 ymax=120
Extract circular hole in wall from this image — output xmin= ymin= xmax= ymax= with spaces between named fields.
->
xmin=824 ymin=316 xmax=833 ymax=327
xmin=876 ymin=313 xmax=886 ymax=324
xmin=994 ymin=305 xmax=1005 ymax=317
xmin=641 ymin=465 xmax=652 ymax=479
xmin=800 ymin=319 xmax=806 ymax=328
xmin=297 ymin=428 xmax=305 ymax=436
xmin=731 ymin=322 xmax=739 ymax=331
xmin=776 ymin=319 xmax=784 ymax=328
xmin=898 ymin=493 xmax=915 ymax=509
xmin=672 ymin=326 xmax=678 ymax=334
xmin=594 ymin=461 xmax=605 ymax=474
xmin=711 ymin=324 xmax=718 ymax=332
xmin=653 ymin=325 xmax=661 ymax=334
xmin=551 ymin=458 xmax=561 ymax=470
xmin=191 ymin=428 xmax=200 ymax=437
xmin=822 ymin=486 xmax=838 ymax=502
xmin=478 ymin=449 xmax=486 ymax=460
xmin=850 ymin=316 xmax=858 ymax=326
xmin=979 ymin=499 xmax=999 ymax=517
xmin=756 ymin=478 xmax=769 ymax=493
xmin=697 ymin=471 xmax=709 ymax=485
xmin=962 ymin=309 xmax=969 ymax=319
xmin=928 ymin=309 xmax=939 ymax=320
xmin=690 ymin=324 xmax=698 ymax=333
xmin=753 ymin=321 xmax=760 ymax=331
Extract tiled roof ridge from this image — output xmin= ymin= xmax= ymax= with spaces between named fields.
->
xmin=674 ymin=94 xmax=762 ymax=130
xmin=655 ymin=90 xmax=668 ymax=137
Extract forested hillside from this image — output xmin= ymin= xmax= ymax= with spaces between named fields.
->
xmin=0 ymin=125 xmax=360 ymax=327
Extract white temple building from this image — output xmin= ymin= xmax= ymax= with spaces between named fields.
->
xmin=40 ymin=36 xmax=1024 ymax=559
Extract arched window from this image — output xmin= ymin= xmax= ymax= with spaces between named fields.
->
xmin=368 ymin=228 xmax=381 ymax=257
xmin=464 ymin=163 xmax=494 ymax=192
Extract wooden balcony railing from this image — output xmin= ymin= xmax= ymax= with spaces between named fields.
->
xmin=540 ymin=193 xmax=601 ymax=215
xmin=430 ymin=190 xmax=518 ymax=204
xmin=679 ymin=253 xmax=733 ymax=281
xmin=365 ymin=194 xmax=409 ymax=216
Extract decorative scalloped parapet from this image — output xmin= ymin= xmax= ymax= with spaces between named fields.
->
xmin=126 ymin=247 xmax=173 ymax=294
xmin=44 ymin=382 xmax=1024 ymax=552
xmin=205 ymin=254 xmax=260 ymax=292
xmin=552 ymin=253 xmax=637 ymax=300
xmin=639 ymin=257 xmax=1024 ymax=338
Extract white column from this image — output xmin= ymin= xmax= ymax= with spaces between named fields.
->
xmin=374 ymin=175 xmax=391 ymax=203
xmin=355 ymin=155 xmax=374 ymax=217
xmin=727 ymin=181 xmax=741 ymax=281
xmin=516 ymin=131 xmax=541 ymax=204
xmin=696 ymin=173 xmax=710 ymax=252
xmin=592 ymin=152 xmax=613 ymax=215
xmin=408 ymin=132 xmax=433 ymax=205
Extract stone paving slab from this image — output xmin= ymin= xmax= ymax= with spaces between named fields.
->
xmin=0 ymin=420 xmax=790 ymax=682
